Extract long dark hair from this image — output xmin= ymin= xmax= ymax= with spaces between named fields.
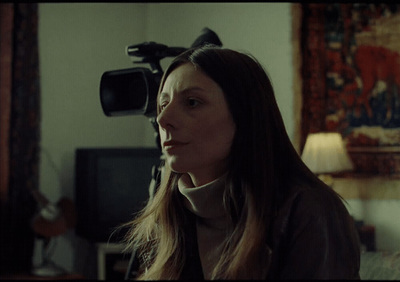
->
xmin=123 ymin=45 xmax=336 ymax=279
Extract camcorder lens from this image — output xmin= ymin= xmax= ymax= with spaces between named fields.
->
xmin=100 ymin=68 xmax=158 ymax=117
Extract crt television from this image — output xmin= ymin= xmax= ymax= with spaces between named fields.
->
xmin=74 ymin=147 xmax=162 ymax=242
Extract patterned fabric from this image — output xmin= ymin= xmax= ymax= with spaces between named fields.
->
xmin=300 ymin=3 xmax=400 ymax=177
xmin=0 ymin=3 xmax=40 ymax=275
xmin=301 ymin=3 xmax=400 ymax=142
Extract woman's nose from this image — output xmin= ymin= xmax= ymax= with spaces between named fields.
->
xmin=156 ymin=103 xmax=176 ymax=131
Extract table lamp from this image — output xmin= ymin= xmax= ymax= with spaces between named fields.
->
xmin=301 ymin=132 xmax=354 ymax=186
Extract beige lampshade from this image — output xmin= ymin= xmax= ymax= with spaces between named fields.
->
xmin=301 ymin=132 xmax=354 ymax=174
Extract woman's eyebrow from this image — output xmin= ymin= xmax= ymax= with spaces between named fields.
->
xmin=178 ymin=87 xmax=207 ymax=98
xmin=159 ymin=92 xmax=169 ymax=101
xmin=159 ymin=87 xmax=205 ymax=101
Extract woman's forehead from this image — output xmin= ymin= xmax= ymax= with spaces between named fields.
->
xmin=161 ymin=63 xmax=222 ymax=96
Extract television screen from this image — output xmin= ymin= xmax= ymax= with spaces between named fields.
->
xmin=74 ymin=147 xmax=162 ymax=242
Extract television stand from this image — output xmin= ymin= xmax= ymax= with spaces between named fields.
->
xmin=96 ymin=243 xmax=130 ymax=280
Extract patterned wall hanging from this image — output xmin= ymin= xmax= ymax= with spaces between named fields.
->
xmin=301 ymin=3 xmax=400 ymax=177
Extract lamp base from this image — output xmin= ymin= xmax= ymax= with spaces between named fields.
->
xmin=318 ymin=174 xmax=334 ymax=187
xmin=32 ymin=261 xmax=67 ymax=277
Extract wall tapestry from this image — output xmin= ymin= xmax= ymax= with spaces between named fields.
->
xmin=301 ymin=3 xmax=400 ymax=177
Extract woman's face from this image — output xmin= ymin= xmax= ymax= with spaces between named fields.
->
xmin=157 ymin=63 xmax=236 ymax=186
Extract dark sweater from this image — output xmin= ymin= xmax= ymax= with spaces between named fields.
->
xmin=178 ymin=173 xmax=361 ymax=280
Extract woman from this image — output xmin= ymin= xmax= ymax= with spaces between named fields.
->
xmin=122 ymin=45 xmax=360 ymax=280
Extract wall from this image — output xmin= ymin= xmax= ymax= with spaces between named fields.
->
xmin=334 ymin=177 xmax=400 ymax=251
xmin=36 ymin=3 xmax=155 ymax=276
xmin=38 ymin=3 xmax=156 ymax=202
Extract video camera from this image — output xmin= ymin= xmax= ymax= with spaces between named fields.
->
xmin=99 ymin=28 xmax=222 ymax=118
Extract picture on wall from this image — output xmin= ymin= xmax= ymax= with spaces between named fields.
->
xmin=300 ymin=3 xmax=400 ymax=177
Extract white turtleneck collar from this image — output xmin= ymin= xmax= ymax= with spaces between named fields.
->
xmin=178 ymin=173 xmax=231 ymax=279
xmin=178 ymin=173 xmax=228 ymax=220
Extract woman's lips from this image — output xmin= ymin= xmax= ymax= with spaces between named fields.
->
xmin=163 ymin=140 xmax=188 ymax=152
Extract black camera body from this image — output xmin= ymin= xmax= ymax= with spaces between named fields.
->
xmin=100 ymin=28 xmax=222 ymax=118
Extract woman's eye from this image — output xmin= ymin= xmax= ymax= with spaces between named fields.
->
xmin=187 ymin=98 xmax=201 ymax=108
xmin=160 ymin=102 xmax=168 ymax=110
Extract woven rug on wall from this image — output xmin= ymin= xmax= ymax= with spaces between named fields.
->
xmin=300 ymin=3 xmax=400 ymax=177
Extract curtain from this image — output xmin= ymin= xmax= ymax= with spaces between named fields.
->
xmin=0 ymin=3 xmax=40 ymax=275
